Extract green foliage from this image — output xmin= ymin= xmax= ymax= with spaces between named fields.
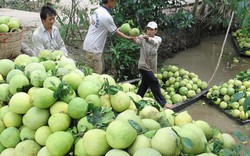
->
xmin=105 ymin=36 xmax=140 ymax=81
xmin=236 ymin=69 xmax=250 ymax=81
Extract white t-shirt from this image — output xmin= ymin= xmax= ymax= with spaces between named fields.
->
xmin=32 ymin=25 xmax=68 ymax=56
xmin=83 ymin=6 xmax=117 ymax=53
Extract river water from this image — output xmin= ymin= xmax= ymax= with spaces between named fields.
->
xmin=164 ymin=34 xmax=250 ymax=149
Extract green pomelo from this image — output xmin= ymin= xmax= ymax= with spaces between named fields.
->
xmin=120 ymin=82 xmax=134 ymax=93
xmin=129 ymin=28 xmax=140 ymax=37
xmin=194 ymin=120 xmax=213 ymax=140
xmin=127 ymin=134 xmax=151 ymax=155
xmin=37 ymin=147 xmax=52 ymax=156
xmin=172 ymin=94 xmax=183 ymax=104
xmin=196 ymin=153 xmax=217 ymax=156
xmin=20 ymin=126 xmax=36 ymax=141
xmin=221 ymin=133 xmax=236 ymax=150
xmin=106 ymin=119 xmax=137 ymax=149
xmin=62 ymin=73 xmax=83 ymax=91
xmin=7 ymin=20 xmax=20 ymax=29
xmin=99 ymin=74 xmax=116 ymax=86
xmin=100 ymin=94 xmax=111 ymax=107
xmin=133 ymin=148 xmax=162 ymax=156
xmin=119 ymin=23 xmax=131 ymax=34
xmin=59 ymin=88 xmax=76 ymax=103
xmin=30 ymin=70 xmax=48 ymax=87
xmin=9 ymin=92 xmax=32 ymax=114
xmin=31 ymin=88 xmax=57 ymax=109
xmin=51 ymin=50 xmax=65 ymax=60
xmin=0 ymin=24 xmax=9 ymax=32
xmin=85 ymin=94 xmax=101 ymax=107
xmin=0 ymin=84 xmax=10 ymax=102
xmin=38 ymin=49 xmax=52 ymax=60
xmin=179 ymin=87 xmax=188 ymax=95
xmin=0 ymin=127 xmax=20 ymax=148
xmin=139 ymin=105 xmax=161 ymax=121
xmin=27 ymin=87 xmax=39 ymax=97
xmin=6 ymin=69 xmax=24 ymax=83
xmin=1 ymin=148 xmax=15 ymax=156
xmin=24 ymin=62 xmax=46 ymax=77
xmin=77 ymin=79 xmax=102 ymax=99
xmin=77 ymin=116 xmax=94 ymax=133
xmin=14 ymin=140 xmax=41 ymax=156
xmin=40 ymin=60 xmax=56 ymax=71
xmin=74 ymin=138 xmax=90 ymax=156
xmin=48 ymin=113 xmax=71 ymax=132
xmin=57 ymin=56 xmax=76 ymax=68
xmin=30 ymin=56 xmax=40 ymax=62
xmin=83 ymin=129 xmax=110 ymax=156
xmin=151 ymin=127 xmax=181 ymax=156
xmin=174 ymin=111 xmax=193 ymax=126
xmin=126 ymin=92 xmax=142 ymax=103
xmin=106 ymin=149 xmax=130 ymax=156
xmin=3 ymin=111 xmax=22 ymax=127
xmin=46 ymin=131 xmax=74 ymax=156
xmin=54 ymin=67 xmax=69 ymax=77
xmin=68 ymin=97 xmax=88 ymax=119
xmin=0 ymin=16 xmax=10 ymax=24
xmin=162 ymin=111 xmax=175 ymax=126
xmin=14 ymin=54 xmax=33 ymax=67
xmin=116 ymin=109 xmax=146 ymax=131
xmin=43 ymin=76 xmax=61 ymax=89
xmin=0 ymin=105 xmax=10 ymax=120
xmin=35 ymin=126 xmax=53 ymax=146
xmin=50 ymin=101 xmax=68 ymax=115
xmin=0 ymin=59 xmax=15 ymax=77
xmin=187 ymin=90 xmax=196 ymax=98
xmin=23 ymin=107 xmax=50 ymax=130
xmin=110 ymin=91 xmax=131 ymax=112
xmin=71 ymin=69 xmax=85 ymax=79
xmin=9 ymin=74 xmax=29 ymax=94
xmin=63 ymin=64 xmax=77 ymax=72
xmin=0 ymin=142 xmax=6 ymax=154
xmin=141 ymin=118 xmax=161 ymax=130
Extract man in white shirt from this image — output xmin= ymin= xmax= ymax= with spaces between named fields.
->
xmin=83 ymin=0 xmax=134 ymax=74
xmin=32 ymin=4 xmax=68 ymax=56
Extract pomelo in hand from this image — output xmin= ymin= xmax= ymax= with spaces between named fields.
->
xmin=119 ymin=23 xmax=131 ymax=34
xmin=83 ymin=129 xmax=111 ymax=156
xmin=129 ymin=28 xmax=140 ymax=37
xmin=46 ymin=131 xmax=74 ymax=156
xmin=106 ymin=119 xmax=137 ymax=149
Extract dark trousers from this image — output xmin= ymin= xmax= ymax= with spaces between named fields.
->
xmin=137 ymin=69 xmax=166 ymax=106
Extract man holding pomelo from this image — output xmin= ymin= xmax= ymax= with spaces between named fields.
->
xmin=83 ymin=0 xmax=135 ymax=74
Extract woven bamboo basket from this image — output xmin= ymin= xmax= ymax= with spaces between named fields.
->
xmin=0 ymin=28 xmax=23 ymax=59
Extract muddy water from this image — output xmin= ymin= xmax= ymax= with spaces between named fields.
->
xmin=164 ymin=34 xmax=250 ymax=148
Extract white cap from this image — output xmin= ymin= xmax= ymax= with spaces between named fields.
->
xmin=147 ymin=21 xmax=158 ymax=29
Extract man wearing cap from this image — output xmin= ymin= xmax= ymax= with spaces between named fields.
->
xmin=133 ymin=21 xmax=171 ymax=109
xmin=83 ymin=0 xmax=135 ymax=74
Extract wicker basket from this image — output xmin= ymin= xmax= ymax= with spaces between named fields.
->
xmin=0 ymin=29 xmax=23 ymax=59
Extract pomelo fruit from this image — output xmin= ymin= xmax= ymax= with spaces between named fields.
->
xmin=0 ymin=83 xmax=10 ymax=102
xmin=37 ymin=147 xmax=51 ymax=156
xmin=0 ymin=127 xmax=20 ymax=148
xmin=0 ymin=105 xmax=10 ymax=120
xmin=49 ymin=101 xmax=68 ymax=115
xmin=62 ymin=72 xmax=83 ymax=91
xmin=106 ymin=149 xmax=130 ymax=156
xmin=106 ymin=119 xmax=137 ymax=149
xmin=35 ymin=126 xmax=53 ymax=146
xmin=31 ymin=88 xmax=57 ymax=109
xmin=110 ymin=91 xmax=131 ymax=112
xmin=221 ymin=133 xmax=236 ymax=150
xmin=0 ymin=59 xmax=15 ymax=77
xmin=1 ymin=148 xmax=15 ymax=156
xmin=119 ymin=23 xmax=131 ymax=34
xmin=43 ymin=76 xmax=61 ymax=89
xmin=127 ymin=134 xmax=151 ymax=155
xmin=24 ymin=62 xmax=46 ymax=77
xmin=100 ymin=94 xmax=111 ymax=107
xmin=85 ymin=94 xmax=101 ymax=107
xmin=77 ymin=79 xmax=102 ymax=99
xmin=133 ymin=148 xmax=162 ymax=156
xmin=46 ymin=131 xmax=74 ymax=156
xmin=83 ymin=129 xmax=110 ymax=156
xmin=40 ymin=60 xmax=56 ymax=71
xmin=51 ymin=50 xmax=65 ymax=60
xmin=0 ymin=16 xmax=10 ymax=24
xmin=3 ymin=111 xmax=22 ymax=127
xmin=74 ymin=138 xmax=90 ymax=156
xmin=174 ymin=111 xmax=192 ymax=126
xmin=0 ymin=120 xmax=6 ymax=133
xmin=38 ymin=49 xmax=52 ymax=60
xmin=7 ymin=20 xmax=20 ymax=30
xmin=14 ymin=54 xmax=33 ymax=67
xmin=20 ymin=126 xmax=36 ymax=141
xmin=9 ymin=74 xmax=29 ymax=94
xmin=141 ymin=118 xmax=161 ymax=130
xmin=9 ymin=92 xmax=32 ymax=114
xmin=77 ymin=116 xmax=94 ymax=132
xmin=129 ymin=28 xmax=140 ymax=37
xmin=6 ymin=69 xmax=24 ymax=83
xmin=30 ymin=70 xmax=48 ymax=87
xmin=139 ymin=105 xmax=161 ymax=121
xmin=0 ymin=24 xmax=9 ymax=33
xmin=48 ymin=113 xmax=71 ymax=132
xmin=194 ymin=120 xmax=212 ymax=140
xmin=68 ymin=97 xmax=88 ymax=119
xmin=99 ymin=74 xmax=116 ymax=86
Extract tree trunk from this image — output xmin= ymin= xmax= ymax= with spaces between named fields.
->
xmin=192 ymin=0 xmax=199 ymax=16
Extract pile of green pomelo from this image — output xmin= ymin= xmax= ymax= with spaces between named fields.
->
xmin=0 ymin=16 xmax=21 ymax=33
xmin=0 ymin=48 xmax=239 ymax=156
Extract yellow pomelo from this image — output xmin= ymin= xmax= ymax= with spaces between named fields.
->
xmin=46 ymin=131 xmax=74 ymax=156
xmin=23 ymin=107 xmax=50 ymax=130
xmin=141 ymin=118 xmax=161 ymax=130
xmin=48 ymin=113 xmax=71 ymax=132
xmin=31 ymin=88 xmax=57 ymax=109
xmin=221 ymin=133 xmax=236 ymax=150
xmin=77 ymin=79 xmax=102 ymax=99
xmin=14 ymin=140 xmax=41 ymax=156
xmin=49 ymin=101 xmax=68 ymax=115
xmin=27 ymin=87 xmax=39 ymax=97
xmin=100 ymin=94 xmax=111 ymax=107
xmin=35 ymin=126 xmax=53 ymax=146
xmin=3 ymin=111 xmax=22 ymax=127
xmin=14 ymin=54 xmax=33 ymax=67
xmin=62 ymin=73 xmax=83 ymax=91
xmin=110 ymin=91 xmax=131 ymax=112
xmin=37 ymin=147 xmax=51 ymax=156
xmin=74 ymin=138 xmax=90 ymax=156
xmin=0 ymin=84 xmax=10 ymax=102
xmin=0 ymin=127 xmax=20 ymax=148
xmin=0 ymin=105 xmax=10 ymax=120
xmin=151 ymin=127 xmax=181 ymax=156
xmin=6 ymin=69 xmax=24 ymax=83
xmin=174 ymin=111 xmax=193 ymax=126
xmin=83 ymin=129 xmax=111 ymax=156
xmin=106 ymin=119 xmax=137 ymax=149
xmin=139 ymin=105 xmax=161 ymax=121
xmin=68 ymin=97 xmax=88 ymax=119
xmin=106 ymin=149 xmax=130 ymax=156
xmin=9 ymin=92 xmax=32 ymax=114
xmin=1 ymin=148 xmax=15 ymax=156
xmin=127 ymin=134 xmax=151 ymax=155
xmin=20 ymin=126 xmax=35 ymax=141
xmin=9 ymin=74 xmax=29 ymax=95
xmin=43 ymin=76 xmax=61 ymax=89
xmin=194 ymin=120 xmax=213 ymax=140
xmin=0 ymin=59 xmax=15 ymax=77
